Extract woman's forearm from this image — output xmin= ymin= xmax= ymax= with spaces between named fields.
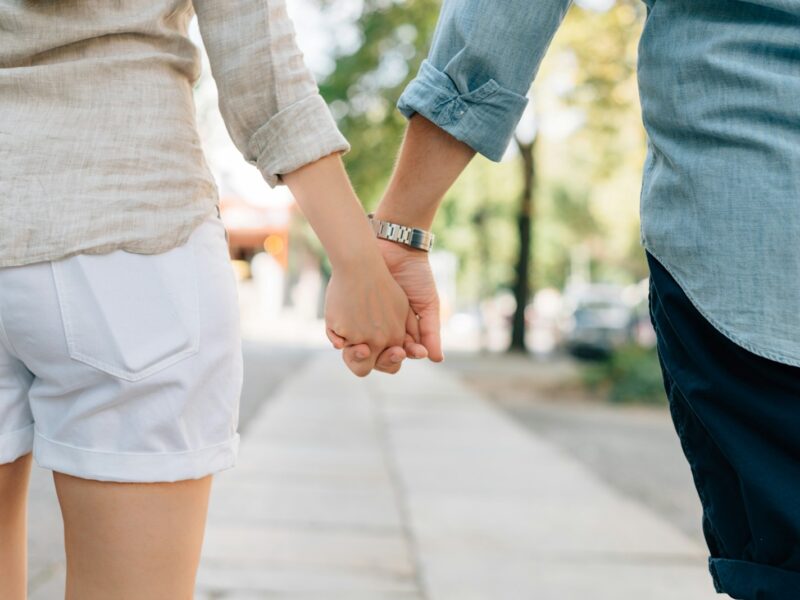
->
xmin=281 ymin=153 xmax=381 ymax=271
xmin=282 ymin=152 xmax=413 ymax=376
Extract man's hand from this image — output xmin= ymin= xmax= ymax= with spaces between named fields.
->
xmin=376 ymin=239 xmax=443 ymax=362
xmin=340 ymin=115 xmax=473 ymax=374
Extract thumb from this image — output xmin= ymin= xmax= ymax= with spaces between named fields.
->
xmin=345 ymin=343 xmax=371 ymax=361
xmin=342 ymin=344 xmax=376 ymax=378
xmin=418 ymin=303 xmax=443 ymax=362
xmin=404 ymin=308 xmax=428 ymax=359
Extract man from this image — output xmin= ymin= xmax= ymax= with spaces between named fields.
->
xmin=344 ymin=0 xmax=800 ymax=598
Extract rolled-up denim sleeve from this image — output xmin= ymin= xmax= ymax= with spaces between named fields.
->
xmin=398 ymin=0 xmax=572 ymax=161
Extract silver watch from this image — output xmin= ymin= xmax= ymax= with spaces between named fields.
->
xmin=368 ymin=214 xmax=435 ymax=252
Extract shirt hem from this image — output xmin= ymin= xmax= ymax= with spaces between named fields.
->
xmin=644 ymin=245 xmax=800 ymax=368
xmin=0 ymin=206 xmax=217 ymax=268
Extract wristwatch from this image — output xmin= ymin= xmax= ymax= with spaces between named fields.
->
xmin=368 ymin=214 xmax=435 ymax=252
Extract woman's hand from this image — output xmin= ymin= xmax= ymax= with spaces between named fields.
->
xmin=340 ymin=240 xmax=438 ymax=374
xmin=342 ymin=113 xmax=476 ymax=371
xmin=325 ymin=252 xmax=421 ymax=377
xmin=281 ymin=153 xmax=421 ymax=377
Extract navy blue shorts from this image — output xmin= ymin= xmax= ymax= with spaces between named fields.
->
xmin=648 ymin=251 xmax=800 ymax=599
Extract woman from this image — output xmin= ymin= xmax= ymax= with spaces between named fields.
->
xmin=0 ymin=1 xmax=418 ymax=597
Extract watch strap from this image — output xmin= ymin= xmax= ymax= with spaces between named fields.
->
xmin=367 ymin=214 xmax=435 ymax=252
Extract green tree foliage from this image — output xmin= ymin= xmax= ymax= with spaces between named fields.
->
xmin=317 ymin=0 xmax=441 ymax=203
xmin=536 ymin=0 xmax=648 ymax=285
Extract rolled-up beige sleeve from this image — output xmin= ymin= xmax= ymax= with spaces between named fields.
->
xmin=192 ymin=0 xmax=350 ymax=187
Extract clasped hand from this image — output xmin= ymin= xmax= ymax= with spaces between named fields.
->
xmin=324 ymin=239 xmax=443 ymax=377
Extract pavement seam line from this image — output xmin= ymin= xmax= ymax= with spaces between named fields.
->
xmin=367 ymin=376 xmax=431 ymax=600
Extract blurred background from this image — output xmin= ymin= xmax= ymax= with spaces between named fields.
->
xmin=193 ymin=0 xmax=661 ymax=401
xmin=27 ymin=1 xmax=719 ymax=598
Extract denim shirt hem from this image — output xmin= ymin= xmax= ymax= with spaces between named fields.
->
xmin=644 ymin=244 xmax=800 ymax=369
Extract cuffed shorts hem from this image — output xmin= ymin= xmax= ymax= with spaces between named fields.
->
xmin=0 ymin=423 xmax=34 ymax=464
xmin=711 ymin=557 xmax=800 ymax=600
xmin=32 ymin=429 xmax=240 ymax=483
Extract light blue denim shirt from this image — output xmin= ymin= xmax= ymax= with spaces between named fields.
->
xmin=399 ymin=0 xmax=800 ymax=367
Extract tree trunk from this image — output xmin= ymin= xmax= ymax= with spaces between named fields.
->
xmin=473 ymin=207 xmax=491 ymax=352
xmin=509 ymin=137 xmax=536 ymax=353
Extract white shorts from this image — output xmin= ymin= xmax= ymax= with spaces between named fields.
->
xmin=0 ymin=214 xmax=242 ymax=482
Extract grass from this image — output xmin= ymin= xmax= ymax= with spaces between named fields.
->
xmin=582 ymin=344 xmax=667 ymax=405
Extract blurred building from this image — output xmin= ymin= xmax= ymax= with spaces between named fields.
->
xmin=219 ymin=195 xmax=290 ymax=267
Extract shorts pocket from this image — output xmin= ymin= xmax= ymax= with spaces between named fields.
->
xmin=50 ymin=241 xmax=200 ymax=382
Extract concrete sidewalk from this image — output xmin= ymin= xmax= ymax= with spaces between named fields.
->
xmin=196 ymin=353 xmax=720 ymax=600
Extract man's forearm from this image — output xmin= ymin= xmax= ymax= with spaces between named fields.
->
xmin=374 ymin=115 xmax=476 ymax=230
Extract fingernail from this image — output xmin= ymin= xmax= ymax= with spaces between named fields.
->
xmin=391 ymin=355 xmax=403 ymax=364
xmin=356 ymin=351 xmax=368 ymax=360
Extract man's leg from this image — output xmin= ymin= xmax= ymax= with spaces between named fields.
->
xmin=648 ymin=251 xmax=800 ymax=599
xmin=655 ymin=355 xmax=748 ymax=571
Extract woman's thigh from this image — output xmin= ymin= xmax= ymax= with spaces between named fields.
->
xmin=54 ymin=471 xmax=212 ymax=600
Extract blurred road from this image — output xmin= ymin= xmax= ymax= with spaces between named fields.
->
xmin=447 ymin=352 xmax=704 ymax=544
xmin=498 ymin=396 xmax=704 ymax=543
xmin=447 ymin=353 xmax=704 ymax=542
xmin=238 ymin=340 xmax=315 ymax=434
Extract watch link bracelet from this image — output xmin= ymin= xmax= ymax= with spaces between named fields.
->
xmin=367 ymin=213 xmax=435 ymax=252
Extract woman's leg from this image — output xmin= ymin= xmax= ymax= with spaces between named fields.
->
xmin=1 ymin=217 xmax=240 ymax=597
xmin=0 ymin=451 xmax=32 ymax=600
xmin=54 ymin=472 xmax=213 ymax=600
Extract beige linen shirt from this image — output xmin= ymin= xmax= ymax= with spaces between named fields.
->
xmin=0 ymin=0 xmax=349 ymax=267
